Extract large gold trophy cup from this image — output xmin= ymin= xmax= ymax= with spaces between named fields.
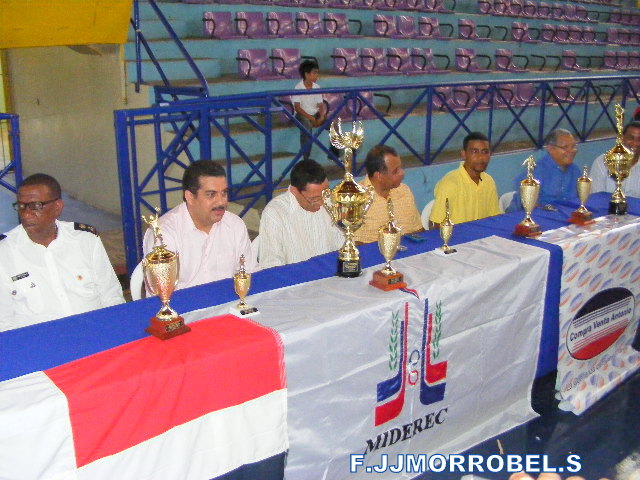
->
xmin=605 ymin=104 xmax=634 ymax=215
xmin=323 ymin=118 xmax=374 ymax=277
xmin=514 ymin=155 xmax=542 ymax=237
xmin=370 ymin=198 xmax=406 ymax=290
xmin=142 ymin=209 xmax=191 ymax=340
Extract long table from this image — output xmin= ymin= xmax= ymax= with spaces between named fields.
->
xmin=2 ymin=192 xmax=639 ymax=480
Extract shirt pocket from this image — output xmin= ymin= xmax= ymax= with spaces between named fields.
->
xmin=11 ymin=275 xmax=45 ymax=315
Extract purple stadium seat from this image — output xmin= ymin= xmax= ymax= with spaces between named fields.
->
xmin=616 ymin=52 xmax=631 ymax=70
xmin=568 ymin=26 xmax=582 ymax=44
xmin=630 ymin=31 xmax=640 ymax=46
xmin=275 ymin=0 xmax=308 ymax=6
xmin=537 ymin=2 xmax=551 ymax=19
xmin=609 ymin=8 xmax=621 ymax=24
xmin=203 ymin=12 xmax=244 ymax=39
xmin=603 ymin=51 xmax=621 ymax=70
xmin=215 ymin=0 xmax=244 ymax=4
xmin=375 ymin=0 xmax=399 ymax=10
xmin=266 ymin=12 xmax=306 ymax=38
xmin=628 ymin=52 xmax=640 ymax=70
xmin=476 ymin=84 xmax=509 ymax=110
xmin=404 ymin=0 xmax=428 ymax=12
xmin=554 ymin=25 xmax=570 ymax=43
xmin=561 ymin=51 xmax=590 ymax=72
xmin=373 ymin=14 xmax=398 ymax=37
xmin=540 ymin=24 xmax=555 ymax=42
xmin=418 ymin=17 xmax=453 ymax=39
xmin=551 ymin=82 xmax=576 ymax=104
xmin=270 ymin=48 xmax=302 ymax=78
xmin=511 ymin=22 xmax=539 ymax=43
xmin=575 ymin=5 xmax=594 ymax=23
xmin=582 ymin=27 xmax=605 ymax=45
xmin=235 ymin=12 xmax=275 ymax=39
xmin=324 ymin=12 xmax=361 ymax=37
xmin=236 ymin=49 xmax=282 ymax=80
xmin=620 ymin=9 xmax=632 ymax=25
xmin=360 ymin=47 xmax=401 ymax=75
xmin=478 ymin=0 xmax=493 ymax=14
xmin=396 ymin=15 xmax=418 ymax=38
xmin=458 ymin=19 xmax=490 ymax=41
xmin=357 ymin=0 xmax=377 ymax=8
xmin=424 ymin=0 xmax=453 ymax=14
xmin=522 ymin=0 xmax=537 ymax=18
xmin=385 ymin=47 xmax=424 ymax=75
xmin=516 ymin=83 xmax=542 ymax=107
xmin=607 ymin=28 xmax=622 ymax=45
xmin=493 ymin=0 xmax=508 ymax=15
xmin=455 ymin=48 xmax=491 ymax=73
xmin=411 ymin=47 xmax=449 ymax=73
xmin=508 ymin=0 xmax=523 ymax=17
xmin=296 ymin=12 xmax=335 ymax=37
xmin=563 ymin=3 xmax=577 ymax=21
xmin=551 ymin=3 xmax=564 ymax=20
xmin=328 ymin=0 xmax=355 ymax=7
xmin=331 ymin=48 xmax=370 ymax=76
xmin=495 ymin=48 xmax=527 ymax=72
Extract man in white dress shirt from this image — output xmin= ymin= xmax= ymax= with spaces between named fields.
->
xmin=590 ymin=121 xmax=640 ymax=197
xmin=259 ymin=160 xmax=342 ymax=269
xmin=143 ymin=160 xmax=257 ymax=290
xmin=0 ymin=174 xmax=124 ymax=331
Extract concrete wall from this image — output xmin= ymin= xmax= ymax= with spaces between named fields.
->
xmin=5 ymin=45 xmax=148 ymax=215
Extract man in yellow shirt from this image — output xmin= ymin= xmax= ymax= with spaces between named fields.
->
xmin=430 ymin=132 xmax=501 ymax=227
xmin=355 ymin=145 xmax=423 ymax=243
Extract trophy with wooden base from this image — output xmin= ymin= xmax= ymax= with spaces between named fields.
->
xmin=569 ymin=165 xmax=594 ymax=225
xmin=142 ymin=209 xmax=191 ymax=340
xmin=370 ymin=198 xmax=406 ymax=291
xmin=323 ymin=118 xmax=374 ymax=277
xmin=230 ymin=255 xmax=259 ymax=317
xmin=439 ymin=198 xmax=457 ymax=254
xmin=514 ymin=155 xmax=542 ymax=237
xmin=605 ymin=104 xmax=634 ymax=215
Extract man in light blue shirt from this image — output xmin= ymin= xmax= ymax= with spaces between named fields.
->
xmin=510 ymin=129 xmax=581 ymax=210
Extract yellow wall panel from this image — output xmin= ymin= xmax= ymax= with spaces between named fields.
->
xmin=0 ymin=0 xmax=133 ymax=48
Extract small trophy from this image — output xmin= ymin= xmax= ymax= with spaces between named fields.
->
xmin=439 ymin=198 xmax=457 ymax=254
xmin=142 ymin=208 xmax=191 ymax=340
xmin=514 ymin=155 xmax=542 ymax=237
xmin=230 ymin=255 xmax=259 ymax=316
xmin=323 ymin=118 xmax=374 ymax=277
xmin=604 ymin=104 xmax=634 ymax=215
xmin=569 ymin=165 xmax=594 ymax=225
xmin=370 ymin=198 xmax=407 ymax=291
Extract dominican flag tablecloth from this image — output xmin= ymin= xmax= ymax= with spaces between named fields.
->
xmin=0 ymin=315 xmax=288 ymax=480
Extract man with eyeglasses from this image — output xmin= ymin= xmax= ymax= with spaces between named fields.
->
xmin=258 ymin=159 xmax=342 ymax=268
xmin=590 ymin=120 xmax=640 ymax=197
xmin=510 ymin=128 xmax=582 ymax=211
xmin=142 ymin=160 xmax=257 ymax=289
xmin=354 ymin=145 xmax=423 ymax=243
xmin=430 ymin=132 xmax=501 ymax=227
xmin=0 ymin=173 xmax=124 ymax=331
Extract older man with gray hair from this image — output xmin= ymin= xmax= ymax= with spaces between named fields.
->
xmin=510 ymin=128 xmax=582 ymax=210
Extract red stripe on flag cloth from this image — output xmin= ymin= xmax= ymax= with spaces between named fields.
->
xmin=44 ymin=315 xmax=285 ymax=468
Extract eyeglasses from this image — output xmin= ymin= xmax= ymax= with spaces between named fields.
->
xmin=12 ymin=198 xmax=59 ymax=212
xmin=551 ymin=144 xmax=578 ymax=152
xmin=299 ymin=191 xmax=324 ymax=206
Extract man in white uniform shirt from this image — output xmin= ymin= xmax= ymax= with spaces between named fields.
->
xmin=590 ymin=121 xmax=640 ymax=197
xmin=143 ymin=160 xmax=257 ymax=290
xmin=0 ymin=174 xmax=124 ymax=331
xmin=259 ymin=160 xmax=342 ymax=269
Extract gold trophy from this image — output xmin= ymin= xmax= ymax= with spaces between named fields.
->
xmin=604 ymin=104 xmax=634 ymax=215
xmin=569 ymin=165 xmax=594 ymax=225
xmin=439 ymin=198 xmax=457 ymax=254
xmin=323 ymin=118 xmax=374 ymax=277
xmin=370 ymin=198 xmax=406 ymax=291
xmin=142 ymin=208 xmax=191 ymax=340
xmin=230 ymin=255 xmax=259 ymax=316
xmin=514 ymin=155 xmax=542 ymax=237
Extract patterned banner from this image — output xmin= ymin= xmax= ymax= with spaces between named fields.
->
xmin=540 ymin=215 xmax=640 ymax=414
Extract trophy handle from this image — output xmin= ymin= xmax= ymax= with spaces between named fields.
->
xmin=141 ymin=258 xmax=157 ymax=297
xmin=363 ymin=186 xmax=375 ymax=215
xmin=322 ymin=189 xmax=339 ymax=224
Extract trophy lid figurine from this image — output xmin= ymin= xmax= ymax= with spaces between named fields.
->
xmin=604 ymin=104 xmax=634 ymax=215
xmin=439 ymin=198 xmax=457 ymax=254
xmin=141 ymin=208 xmax=191 ymax=340
xmin=230 ymin=255 xmax=259 ymax=316
xmin=370 ymin=198 xmax=407 ymax=291
xmin=569 ymin=165 xmax=594 ymax=225
xmin=323 ymin=118 xmax=374 ymax=277
xmin=513 ymin=155 xmax=542 ymax=237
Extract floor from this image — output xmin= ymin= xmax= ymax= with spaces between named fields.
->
xmin=2 ymin=184 xmax=639 ymax=480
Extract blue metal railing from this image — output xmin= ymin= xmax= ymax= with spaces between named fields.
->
xmin=115 ymin=74 xmax=640 ymax=273
xmin=131 ymin=0 xmax=209 ymax=98
xmin=0 ymin=113 xmax=22 ymax=193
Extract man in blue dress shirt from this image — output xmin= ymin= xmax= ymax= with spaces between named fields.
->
xmin=510 ymin=128 xmax=581 ymax=210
